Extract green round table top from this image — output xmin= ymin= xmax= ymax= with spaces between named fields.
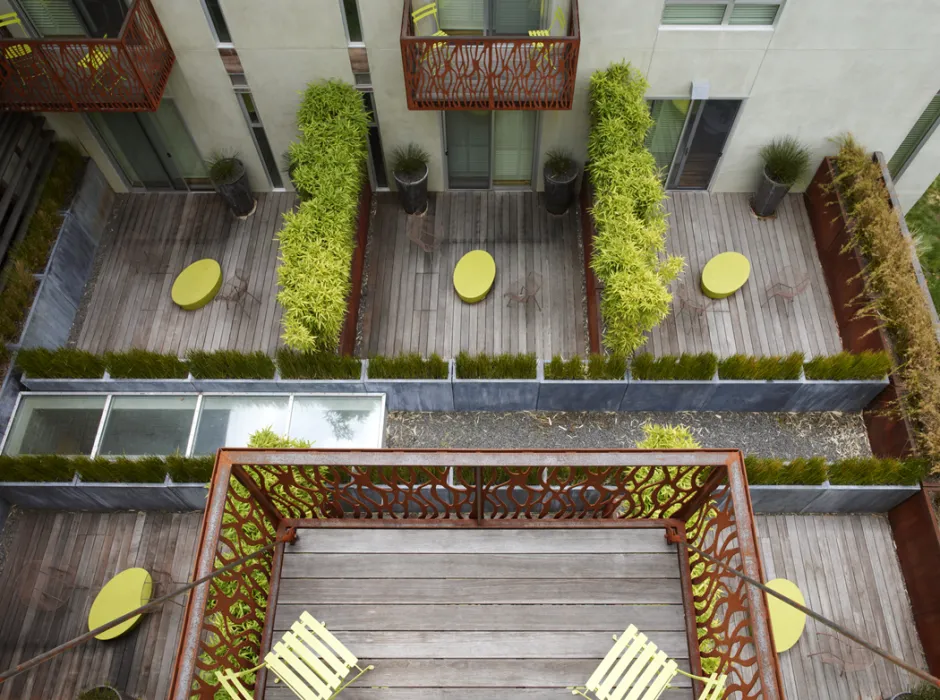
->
xmin=766 ymin=578 xmax=806 ymax=653
xmin=172 ymin=259 xmax=222 ymax=310
xmin=454 ymin=250 xmax=496 ymax=303
xmin=701 ymin=251 xmax=750 ymax=299
xmin=88 ymin=567 xmax=152 ymax=640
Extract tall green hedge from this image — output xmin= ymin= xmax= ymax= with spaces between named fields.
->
xmin=588 ymin=63 xmax=684 ymax=355
xmin=278 ymin=80 xmax=369 ymax=351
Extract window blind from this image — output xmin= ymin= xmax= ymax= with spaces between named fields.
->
xmin=888 ymin=93 xmax=940 ymax=180
xmin=438 ymin=0 xmax=485 ymax=32
xmin=645 ymin=100 xmax=691 ymax=174
xmin=661 ymin=3 xmax=727 ymax=25
xmin=728 ymin=4 xmax=779 ymax=25
xmin=17 ymin=0 xmax=85 ymax=36
xmin=493 ymin=111 xmax=535 ymax=184
xmin=491 ymin=0 xmax=541 ymax=35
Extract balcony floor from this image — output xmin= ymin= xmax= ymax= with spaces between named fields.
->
xmin=267 ymin=526 xmax=693 ymax=699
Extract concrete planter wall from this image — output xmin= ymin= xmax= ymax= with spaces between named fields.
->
xmin=453 ymin=363 xmax=542 ymax=411
xmin=622 ymin=375 xmax=718 ymax=411
xmin=22 ymin=371 xmax=194 ymax=393
xmin=0 ymin=475 xmax=207 ymax=511
xmin=364 ymin=360 xmax=455 ymax=411
xmin=707 ymin=379 xmax=803 ymax=412
xmin=750 ymin=482 xmax=919 ymax=514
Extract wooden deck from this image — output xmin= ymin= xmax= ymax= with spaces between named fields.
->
xmin=0 ymin=510 xmax=203 ymax=700
xmin=756 ymin=514 xmax=927 ymax=700
xmin=642 ymin=193 xmax=842 ymax=358
xmin=359 ymin=192 xmax=587 ymax=359
xmin=268 ymin=527 xmax=693 ymax=699
xmin=74 ymin=192 xmax=296 ymax=356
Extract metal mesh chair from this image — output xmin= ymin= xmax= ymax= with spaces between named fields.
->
xmin=676 ymin=282 xmax=715 ymax=320
xmin=407 ymin=218 xmax=438 ymax=253
xmin=218 ymin=272 xmax=260 ymax=311
xmin=807 ymin=632 xmax=875 ymax=677
xmin=504 ymin=271 xmax=542 ymax=311
xmin=764 ymin=265 xmax=810 ymax=316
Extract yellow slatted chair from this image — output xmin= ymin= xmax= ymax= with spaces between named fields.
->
xmin=218 ymin=611 xmax=373 ymax=700
xmin=0 ymin=11 xmax=20 ymax=28
xmin=528 ymin=28 xmax=553 ymax=68
xmin=0 ymin=14 xmax=46 ymax=86
xmin=411 ymin=2 xmax=448 ymax=65
xmin=77 ymin=39 xmax=126 ymax=93
xmin=569 ymin=624 xmax=727 ymax=700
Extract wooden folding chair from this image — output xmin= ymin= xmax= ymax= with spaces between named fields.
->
xmin=570 ymin=624 xmax=726 ymax=700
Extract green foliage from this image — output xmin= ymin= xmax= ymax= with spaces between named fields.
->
xmin=743 ymin=456 xmax=827 ymax=485
xmin=906 ymin=174 xmax=940 ymax=309
xmin=367 ymin=353 xmax=448 ymax=379
xmin=0 ymin=261 xmax=37 ymax=344
xmin=166 ymin=454 xmax=215 ymax=483
xmin=279 ymin=80 xmax=369 ymax=351
xmin=544 ymin=355 xmax=584 ymax=380
xmin=0 ymin=454 xmax=213 ymax=483
xmin=77 ymin=688 xmax=120 ymax=700
xmin=455 ymin=352 xmax=537 ymax=379
xmin=587 ymin=354 xmax=628 ymax=380
xmin=15 ymin=347 xmax=105 ymax=379
xmin=909 ymin=682 xmax=940 ymax=700
xmin=544 ymin=149 xmax=576 ymax=177
xmin=588 ymin=62 xmax=684 ymax=355
xmin=827 ymin=457 xmax=927 ymax=486
xmin=206 ymin=152 xmax=242 ymax=185
xmin=803 ymin=351 xmax=891 ymax=381
xmin=0 ymin=454 xmax=76 ymax=482
xmin=104 ymin=349 xmax=189 ymax=379
xmin=247 ymin=427 xmax=312 ymax=449
xmin=186 ymin=350 xmax=275 ymax=379
xmin=390 ymin=143 xmax=430 ymax=176
xmin=636 ymin=423 xmax=701 ymax=449
xmin=631 ymin=352 xmax=717 ymax=381
xmin=759 ymin=136 xmax=811 ymax=187
xmin=276 ymin=349 xmax=361 ymax=379
xmin=718 ymin=352 xmax=803 ymax=380
xmin=77 ymin=456 xmax=168 ymax=483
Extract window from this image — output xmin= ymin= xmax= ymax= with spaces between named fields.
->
xmin=2 ymin=395 xmax=105 ymax=457
xmin=231 ymin=76 xmax=284 ymax=189
xmin=888 ymin=92 xmax=940 ymax=181
xmin=98 ymin=396 xmax=197 ymax=457
xmin=200 ymin=0 xmax=232 ymax=44
xmin=360 ymin=90 xmax=388 ymax=188
xmin=193 ymin=396 xmax=290 ymax=455
xmin=354 ymin=72 xmax=372 ymax=87
xmin=341 ymin=0 xmax=363 ymax=43
xmin=661 ymin=1 xmax=782 ymax=26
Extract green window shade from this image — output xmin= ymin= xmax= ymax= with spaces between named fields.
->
xmin=729 ymin=4 xmax=779 ymax=24
xmin=493 ymin=111 xmax=535 ymax=184
xmin=438 ymin=0 xmax=485 ymax=32
xmin=18 ymin=0 xmax=86 ymax=36
xmin=491 ymin=0 xmax=541 ymax=35
xmin=645 ymin=100 xmax=691 ymax=174
xmin=661 ymin=3 xmax=726 ymax=25
xmin=889 ymin=93 xmax=940 ymax=179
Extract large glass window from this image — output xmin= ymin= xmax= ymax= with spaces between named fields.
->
xmin=98 ymin=396 xmax=197 ymax=457
xmin=194 ymin=396 xmax=290 ymax=455
xmin=341 ymin=0 xmax=363 ymax=43
xmin=201 ymin=0 xmax=232 ymax=43
xmin=289 ymin=396 xmax=385 ymax=448
xmin=2 ymin=395 xmax=105 ymax=456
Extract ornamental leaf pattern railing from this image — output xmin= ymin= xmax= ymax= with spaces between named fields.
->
xmin=0 ymin=0 xmax=174 ymax=112
xmin=400 ymin=0 xmax=579 ymax=110
xmin=170 ymin=449 xmax=783 ymax=700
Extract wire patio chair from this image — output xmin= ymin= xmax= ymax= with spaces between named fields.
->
xmin=504 ymin=271 xmax=542 ymax=311
xmin=764 ymin=265 xmax=811 ymax=316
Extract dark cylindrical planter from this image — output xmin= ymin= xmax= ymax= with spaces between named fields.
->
xmin=213 ymin=159 xmax=256 ymax=218
xmin=750 ymin=167 xmax=790 ymax=217
xmin=393 ymin=165 xmax=429 ymax=215
xmin=544 ymin=167 xmax=578 ymax=216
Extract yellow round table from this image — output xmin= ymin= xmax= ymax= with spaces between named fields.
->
xmin=171 ymin=259 xmax=222 ymax=310
xmin=701 ymin=251 xmax=750 ymax=299
xmin=766 ymin=578 xmax=806 ymax=653
xmin=453 ymin=250 xmax=496 ymax=303
xmin=88 ymin=567 xmax=153 ymax=640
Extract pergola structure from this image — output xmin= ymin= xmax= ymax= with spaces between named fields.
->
xmin=169 ymin=449 xmax=784 ymax=699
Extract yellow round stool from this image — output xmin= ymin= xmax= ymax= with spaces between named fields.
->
xmin=88 ymin=567 xmax=153 ymax=640
xmin=701 ymin=251 xmax=750 ymax=299
xmin=172 ymin=259 xmax=222 ymax=310
xmin=453 ymin=250 xmax=496 ymax=303
xmin=766 ymin=577 xmax=806 ymax=653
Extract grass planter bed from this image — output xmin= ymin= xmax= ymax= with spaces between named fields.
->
xmin=21 ymin=371 xmax=196 ymax=393
xmin=0 ymin=476 xmax=207 ymax=511
xmin=364 ymin=359 xmax=454 ymax=411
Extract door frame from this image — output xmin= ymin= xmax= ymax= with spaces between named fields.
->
xmin=441 ymin=110 xmax=541 ymax=191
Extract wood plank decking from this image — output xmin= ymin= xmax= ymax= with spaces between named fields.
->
xmin=73 ymin=192 xmax=296 ymax=356
xmin=359 ymin=192 xmax=587 ymax=359
xmin=756 ymin=514 xmax=927 ymax=700
xmin=269 ymin=527 xmax=692 ymax=699
xmin=642 ymin=193 xmax=842 ymax=358
xmin=0 ymin=510 xmax=203 ymax=700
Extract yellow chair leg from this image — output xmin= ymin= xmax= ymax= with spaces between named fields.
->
xmin=330 ymin=663 xmax=374 ymax=698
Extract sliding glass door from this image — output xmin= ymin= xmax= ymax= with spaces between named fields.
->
xmin=436 ymin=0 xmax=542 ymax=35
xmin=16 ymin=0 xmax=128 ymax=37
xmin=445 ymin=110 xmax=537 ymax=189
xmin=446 ymin=111 xmax=491 ymax=189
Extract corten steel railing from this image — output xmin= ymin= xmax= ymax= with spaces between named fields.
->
xmin=0 ymin=0 xmax=174 ymax=112
xmin=400 ymin=0 xmax=579 ymax=110
xmin=169 ymin=449 xmax=783 ymax=700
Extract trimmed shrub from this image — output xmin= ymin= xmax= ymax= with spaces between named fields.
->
xmin=367 ymin=353 xmax=448 ymax=380
xmin=631 ymin=352 xmax=717 ymax=381
xmin=76 ymin=456 xmax=168 ymax=483
xmin=544 ymin=355 xmax=585 ymax=380
xmin=0 ymin=454 xmax=216 ymax=484
xmin=744 ymin=456 xmax=827 ymax=485
xmin=455 ymin=352 xmax=537 ymax=379
xmin=636 ymin=424 xmax=701 ymax=449
xmin=718 ymin=353 xmax=803 ymax=380
xmin=186 ymin=350 xmax=275 ymax=379
xmin=166 ymin=454 xmax=215 ymax=483
xmin=248 ymin=427 xmax=312 ymax=449
xmin=803 ymin=351 xmax=891 ymax=381
xmin=16 ymin=347 xmax=105 ymax=379
xmin=276 ymin=349 xmax=361 ymax=380
xmin=0 ymin=454 xmax=77 ymax=482
xmin=104 ymin=349 xmax=188 ymax=379
xmin=587 ymin=354 xmax=628 ymax=380
xmin=279 ymin=80 xmax=369 ymax=351
xmin=828 ymin=457 xmax=927 ymax=486
xmin=588 ymin=62 xmax=684 ymax=355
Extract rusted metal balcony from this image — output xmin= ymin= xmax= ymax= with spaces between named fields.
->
xmin=0 ymin=0 xmax=174 ymax=112
xmin=400 ymin=0 xmax=580 ymax=110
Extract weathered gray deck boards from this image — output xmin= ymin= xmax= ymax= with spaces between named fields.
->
xmin=755 ymin=514 xmax=927 ymax=700
xmin=642 ymin=193 xmax=842 ymax=359
xmin=360 ymin=192 xmax=587 ymax=359
xmin=0 ymin=510 xmax=203 ymax=700
xmin=271 ymin=527 xmax=692 ymax=699
xmin=74 ymin=192 xmax=296 ymax=356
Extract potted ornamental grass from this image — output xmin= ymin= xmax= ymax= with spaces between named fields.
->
xmin=207 ymin=151 xmax=256 ymax=218
xmin=750 ymin=136 xmax=811 ymax=218
xmin=391 ymin=143 xmax=430 ymax=215
xmin=543 ymin=149 xmax=579 ymax=215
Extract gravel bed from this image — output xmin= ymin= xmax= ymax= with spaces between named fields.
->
xmin=386 ymin=411 xmax=871 ymax=461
